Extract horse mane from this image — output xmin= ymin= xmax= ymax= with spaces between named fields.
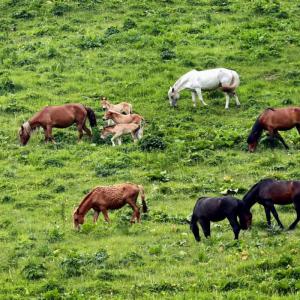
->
xmin=242 ymin=179 xmax=272 ymax=208
xmin=76 ymin=189 xmax=96 ymax=213
xmin=247 ymin=114 xmax=264 ymax=144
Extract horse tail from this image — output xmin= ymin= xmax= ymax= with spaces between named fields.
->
xmin=220 ymin=71 xmax=240 ymax=92
xmin=133 ymin=125 xmax=141 ymax=140
xmin=85 ymin=106 xmax=97 ymax=127
xmin=136 ymin=118 xmax=145 ymax=139
xmin=138 ymin=185 xmax=148 ymax=213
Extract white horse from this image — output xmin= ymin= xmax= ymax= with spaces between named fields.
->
xmin=168 ymin=68 xmax=240 ymax=109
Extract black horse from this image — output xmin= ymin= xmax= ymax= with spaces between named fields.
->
xmin=243 ymin=179 xmax=300 ymax=230
xmin=189 ymin=196 xmax=252 ymax=241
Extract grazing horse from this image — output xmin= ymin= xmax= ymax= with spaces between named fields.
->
xmin=103 ymin=110 xmax=144 ymax=138
xmin=243 ymin=179 xmax=300 ymax=230
xmin=168 ymin=68 xmax=240 ymax=109
xmin=101 ymin=97 xmax=132 ymax=115
xmin=247 ymin=107 xmax=300 ymax=152
xmin=189 ymin=196 xmax=252 ymax=241
xmin=100 ymin=123 xmax=141 ymax=146
xmin=19 ymin=104 xmax=97 ymax=145
xmin=73 ymin=183 xmax=148 ymax=230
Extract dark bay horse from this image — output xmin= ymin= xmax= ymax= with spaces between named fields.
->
xmin=19 ymin=103 xmax=97 ymax=145
xmin=73 ymin=183 xmax=147 ymax=230
xmin=247 ymin=107 xmax=300 ymax=152
xmin=243 ymin=179 xmax=300 ymax=230
xmin=189 ymin=196 xmax=252 ymax=241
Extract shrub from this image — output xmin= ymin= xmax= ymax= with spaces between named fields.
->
xmin=43 ymin=159 xmax=65 ymax=168
xmin=147 ymin=170 xmax=170 ymax=182
xmin=1 ymin=195 xmax=15 ymax=203
xmin=51 ymin=3 xmax=71 ymax=16
xmin=0 ymin=76 xmax=16 ymax=94
xmin=12 ymin=10 xmax=34 ymax=19
xmin=77 ymin=35 xmax=104 ymax=49
xmin=104 ymin=27 xmax=120 ymax=37
xmin=140 ymin=135 xmax=166 ymax=151
xmin=22 ymin=262 xmax=47 ymax=280
xmin=123 ymin=19 xmax=137 ymax=30
xmin=47 ymin=227 xmax=64 ymax=243
xmin=161 ymin=49 xmax=176 ymax=60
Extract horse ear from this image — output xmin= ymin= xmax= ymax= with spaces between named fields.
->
xmin=21 ymin=125 xmax=24 ymax=132
xmin=172 ymin=87 xmax=175 ymax=93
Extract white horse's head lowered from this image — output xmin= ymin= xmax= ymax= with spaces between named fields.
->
xmin=168 ymin=87 xmax=180 ymax=107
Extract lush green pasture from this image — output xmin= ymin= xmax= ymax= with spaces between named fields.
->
xmin=1 ymin=0 xmax=300 ymax=299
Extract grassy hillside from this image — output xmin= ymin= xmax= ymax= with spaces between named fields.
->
xmin=1 ymin=0 xmax=300 ymax=299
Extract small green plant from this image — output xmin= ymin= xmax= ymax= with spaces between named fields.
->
xmin=140 ymin=135 xmax=166 ymax=151
xmin=22 ymin=262 xmax=47 ymax=280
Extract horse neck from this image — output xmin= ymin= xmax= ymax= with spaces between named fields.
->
xmin=28 ymin=114 xmax=42 ymax=130
xmin=242 ymin=184 xmax=260 ymax=209
xmin=111 ymin=112 xmax=122 ymax=121
xmin=173 ymin=76 xmax=187 ymax=93
xmin=77 ymin=194 xmax=93 ymax=216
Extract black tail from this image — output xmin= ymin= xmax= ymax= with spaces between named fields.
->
xmin=85 ymin=107 xmax=97 ymax=127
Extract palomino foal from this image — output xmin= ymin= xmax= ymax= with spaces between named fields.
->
xmin=101 ymin=97 xmax=132 ymax=115
xmin=168 ymin=68 xmax=240 ymax=109
xmin=101 ymin=123 xmax=141 ymax=146
xmin=73 ymin=183 xmax=148 ymax=229
xmin=103 ymin=110 xmax=144 ymax=138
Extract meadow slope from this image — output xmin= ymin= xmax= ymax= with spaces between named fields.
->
xmin=1 ymin=0 xmax=300 ymax=299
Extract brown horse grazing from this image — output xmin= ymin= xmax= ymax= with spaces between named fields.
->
xmin=103 ymin=110 xmax=144 ymax=138
xmin=73 ymin=183 xmax=147 ymax=229
xmin=19 ymin=103 xmax=97 ymax=145
xmin=101 ymin=97 xmax=132 ymax=115
xmin=247 ymin=107 xmax=300 ymax=152
xmin=243 ymin=179 xmax=300 ymax=230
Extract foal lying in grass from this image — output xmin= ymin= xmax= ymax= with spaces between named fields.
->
xmin=189 ymin=196 xmax=252 ymax=241
xmin=100 ymin=123 xmax=141 ymax=146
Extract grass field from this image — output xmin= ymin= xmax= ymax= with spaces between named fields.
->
xmin=1 ymin=0 xmax=300 ymax=299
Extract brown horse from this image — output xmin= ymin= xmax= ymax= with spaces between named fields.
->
xmin=19 ymin=103 xmax=97 ymax=145
xmin=73 ymin=183 xmax=147 ymax=229
xmin=247 ymin=107 xmax=300 ymax=152
xmin=243 ymin=179 xmax=300 ymax=230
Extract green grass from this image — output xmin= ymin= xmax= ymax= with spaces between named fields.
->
xmin=1 ymin=0 xmax=300 ymax=299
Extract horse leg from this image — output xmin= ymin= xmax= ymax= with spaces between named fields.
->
xmin=227 ymin=214 xmax=240 ymax=240
xmin=263 ymin=206 xmax=271 ymax=227
xmin=117 ymin=137 xmax=122 ymax=145
xmin=102 ymin=209 xmax=110 ymax=222
xmin=199 ymin=217 xmax=210 ymax=238
xmin=190 ymin=218 xmax=200 ymax=241
xmin=288 ymin=199 xmax=300 ymax=230
xmin=46 ymin=126 xmax=55 ymax=144
xmin=224 ymin=93 xmax=230 ymax=109
xmin=93 ymin=210 xmax=99 ymax=223
xmin=83 ymin=123 xmax=92 ymax=138
xmin=274 ymin=131 xmax=289 ymax=149
xmin=233 ymin=92 xmax=241 ymax=107
xmin=128 ymin=201 xmax=140 ymax=223
xmin=269 ymin=205 xmax=284 ymax=229
xmin=191 ymin=91 xmax=197 ymax=108
xmin=76 ymin=123 xmax=84 ymax=141
xmin=195 ymin=88 xmax=208 ymax=106
xmin=131 ymin=132 xmax=138 ymax=143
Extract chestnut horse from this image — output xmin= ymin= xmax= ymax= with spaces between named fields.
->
xmin=247 ymin=107 xmax=300 ymax=152
xmin=189 ymin=196 xmax=252 ymax=241
xmin=73 ymin=183 xmax=147 ymax=229
xmin=101 ymin=97 xmax=132 ymax=115
xmin=243 ymin=179 xmax=300 ymax=230
xmin=19 ymin=103 xmax=97 ymax=145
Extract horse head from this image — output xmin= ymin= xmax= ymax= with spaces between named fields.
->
xmin=240 ymin=210 xmax=252 ymax=230
xmin=168 ymin=86 xmax=180 ymax=107
xmin=19 ymin=122 xmax=31 ymax=145
xmin=73 ymin=209 xmax=84 ymax=230
xmin=101 ymin=97 xmax=110 ymax=111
